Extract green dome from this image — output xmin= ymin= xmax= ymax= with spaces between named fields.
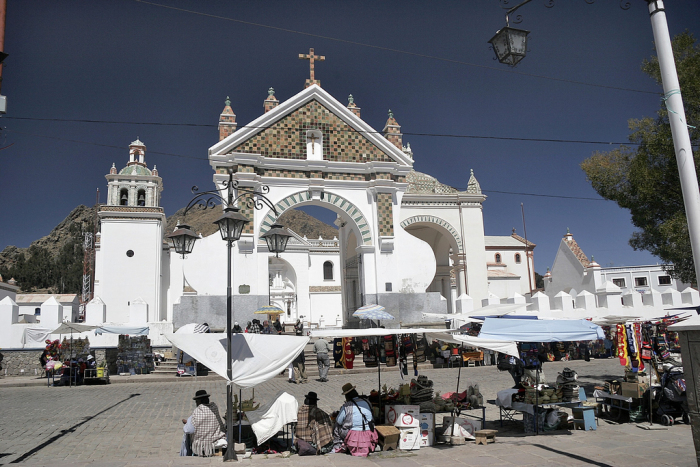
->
xmin=119 ymin=164 xmax=152 ymax=176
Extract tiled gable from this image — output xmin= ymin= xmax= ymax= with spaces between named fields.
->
xmin=228 ymin=100 xmax=392 ymax=163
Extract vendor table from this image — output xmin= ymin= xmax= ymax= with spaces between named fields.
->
xmin=437 ymin=406 xmax=487 ymax=428
xmin=593 ymin=390 xmax=634 ymax=421
xmin=495 ymin=389 xmax=580 ymax=429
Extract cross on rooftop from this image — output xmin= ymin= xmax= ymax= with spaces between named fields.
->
xmin=298 ymin=48 xmax=325 ymax=88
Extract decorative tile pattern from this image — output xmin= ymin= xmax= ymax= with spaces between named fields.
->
xmin=228 ymin=100 xmax=391 ymax=163
xmin=376 ymin=193 xmax=394 ymax=237
xmin=400 ymin=215 xmax=463 ymax=253
xmin=325 ymin=172 xmax=365 ymax=181
xmin=260 ymin=190 xmax=372 ymax=245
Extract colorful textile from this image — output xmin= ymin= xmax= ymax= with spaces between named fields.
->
xmin=617 ymin=324 xmax=629 ymax=367
xmin=334 ymin=338 xmax=345 ymax=368
xmin=344 ymin=338 xmax=354 ymax=369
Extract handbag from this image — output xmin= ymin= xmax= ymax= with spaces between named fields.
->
xmin=296 ymin=438 xmax=317 ymax=456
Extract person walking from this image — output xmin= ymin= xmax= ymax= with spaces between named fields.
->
xmin=294 ymin=319 xmax=304 ymax=336
xmin=293 ymin=348 xmax=308 ymax=384
xmin=313 ymin=337 xmax=332 ymax=382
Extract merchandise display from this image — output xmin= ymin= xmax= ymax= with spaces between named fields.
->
xmin=116 ymin=335 xmax=155 ymax=375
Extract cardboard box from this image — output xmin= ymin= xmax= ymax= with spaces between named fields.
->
xmin=417 ymin=413 xmax=435 ymax=447
xmin=620 ymin=382 xmax=648 ymax=399
xmin=443 ymin=416 xmax=482 ymax=438
xmin=375 ymin=425 xmax=401 ymax=451
xmin=398 ymin=427 xmax=421 ymax=450
xmin=385 ymin=405 xmax=420 ymax=428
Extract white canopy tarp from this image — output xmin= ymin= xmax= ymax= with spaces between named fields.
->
xmin=163 ymin=332 xmax=309 ymax=388
xmin=424 ymin=333 xmax=520 ymax=359
xmin=245 ymin=391 xmax=299 ymax=444
xmin=21 ymin=326 xmax=54 ymax=345
xmin=422 ymin=303 xmax=530 ymax=321
xmin=479 ymin=318 xmax=605 ymax=342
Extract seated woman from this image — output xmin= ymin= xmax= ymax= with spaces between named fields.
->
xmin=331 ymin=383 xmax=377 ymax=457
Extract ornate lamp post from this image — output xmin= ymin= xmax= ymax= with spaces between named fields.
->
xmin=167 ymin=171 xmax=291 ymax=461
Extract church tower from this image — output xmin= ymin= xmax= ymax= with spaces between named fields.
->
xmin=94 ymin=138 xmax=166 ymax=325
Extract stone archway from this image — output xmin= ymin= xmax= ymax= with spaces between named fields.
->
xmin=400 ymin=215 xmax=463 ymax=252
xmin=259 ymin=191 xmax=373 ymax=246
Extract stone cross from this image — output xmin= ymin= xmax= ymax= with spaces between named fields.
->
xmin=298 ymin=48 xmax=325 ymax=87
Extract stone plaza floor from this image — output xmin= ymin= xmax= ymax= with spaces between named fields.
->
xmin=0 ymin=358 xmax=695 ymax=466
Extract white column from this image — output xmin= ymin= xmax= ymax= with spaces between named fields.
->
xmin=648 ymin=1 xmax=700 ymax=282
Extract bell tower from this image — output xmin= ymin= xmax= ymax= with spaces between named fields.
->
xmin=95 ymin=138 xmax=166 ymax=325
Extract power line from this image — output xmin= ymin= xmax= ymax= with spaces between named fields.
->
xmin=4 ymin=127 xmax=608 ymax=202
xmin=3 ymin=116 xmax=639 ymax=146
xmin=132 ymin=0 xmax=659 ymax=96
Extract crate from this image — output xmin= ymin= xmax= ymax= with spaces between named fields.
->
xmin=376 ymin=425 xmax=401 ymax=451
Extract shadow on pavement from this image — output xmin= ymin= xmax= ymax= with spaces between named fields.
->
xmin=8 ymin=393 xmax=141 ymax=464
xmin=531 ymin=443 xmax=613 ymax=467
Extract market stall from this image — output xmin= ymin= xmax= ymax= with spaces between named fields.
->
xmin=309 ymin=327 xmax=519 ymax=448
xmin=480 ymin=318 xmax=604 ymax=434
xmin=164 ymin=332 xmax=310 ymax=449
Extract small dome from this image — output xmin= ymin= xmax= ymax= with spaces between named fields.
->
xmin=119 ymin=164 xmax=152 ymax=176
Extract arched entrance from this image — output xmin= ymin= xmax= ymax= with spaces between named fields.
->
xmin=401 ymin=216 xmax=462 ymax=313
xmin=260 ymin=190 xmax=373 ymax=324
xmin=268 ymin=256 xmax=297 ymax=323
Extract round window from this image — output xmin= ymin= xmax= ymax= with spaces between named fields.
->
xmin=126 ymin=250 xmax=134 ymax=257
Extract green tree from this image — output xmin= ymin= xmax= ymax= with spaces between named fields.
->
xmin=581 ymin=31 xmax=700 ymax=284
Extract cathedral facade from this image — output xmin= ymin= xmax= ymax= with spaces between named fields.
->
xmin=93 ymin=57 xmax=534 ymax=331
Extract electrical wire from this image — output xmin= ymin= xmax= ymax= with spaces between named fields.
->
xmin=2 ymin=127 xmax=609 ymax=202
xmin=3 ymin=116 xmax=639 ymax=146
xmin=132 ymin=0 xmax=659 ymax=96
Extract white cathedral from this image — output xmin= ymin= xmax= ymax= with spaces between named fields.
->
xmin=90 ymin=58 xmax=535 ymax=331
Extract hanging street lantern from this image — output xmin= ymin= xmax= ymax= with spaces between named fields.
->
xmin=214 ymin=207 xmax=250 ymax=243
xmin=260 ymin=223 xmax=293 ymax=257
xmin=166 ymin=223 xmax=199 ymax=257
xmin=488 ymin=26 xmax=530 ymax=67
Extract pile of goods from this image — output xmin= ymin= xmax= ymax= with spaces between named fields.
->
xmin=556 ymin=367 xmax=579 ymax=402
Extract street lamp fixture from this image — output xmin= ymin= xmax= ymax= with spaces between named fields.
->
xmin=488 ymin=0 xmax=532 ymax=67
xmin=260 ymin=223 xmax=293 ymax=257
xmin=169 ymin=171 xmax=288 ymax=461
xmin=488 ymin=26 xmax=529 ymax=67
xmin=214 ymin=207 xmax=250 ymax=242
xmin=166 ymin=223 xmax=198 ymax=257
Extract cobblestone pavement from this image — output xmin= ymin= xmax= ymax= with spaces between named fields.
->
xmin=0 ymin=358 xmax=695 ymax=466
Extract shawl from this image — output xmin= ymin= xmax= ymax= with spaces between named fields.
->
xmin=191 ymin=402 xmax=226 ymax=457
xmin=332 ymin=401 xmax=355 ymax=452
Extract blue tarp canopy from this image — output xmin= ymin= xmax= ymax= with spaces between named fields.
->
xmin=478 ymin=318 xmax=605 ymax=343
xmin=470 ymin=315 xmax=538 ymax=321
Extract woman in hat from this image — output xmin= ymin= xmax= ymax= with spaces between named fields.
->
xmin=182 ymin=389 xmax=226 ymax=456
xmin=295 ymin=391 xmax=333 ymax=454
xmin=331 ymin=383 xmax=377 ymax=456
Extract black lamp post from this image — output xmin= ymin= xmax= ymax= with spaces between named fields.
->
xmin=488 ymin=0 xmax=531 ymax=67
xmin=167 ymin=171 xmax=290 ymax=461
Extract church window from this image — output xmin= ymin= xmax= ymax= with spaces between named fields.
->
xmin=34 ymin=307 xmax=41 ymax=316
xmin=137 ymin=189 xmax=146 ymax=207
xmin=323 ymin=261 xmax=334 ymax=280
xmin=658 ymin=275 xmax=672 ymax=285
xmin=495 ymin=253 xmax=501 ymax=264
xmin=126 ymin=250 xmax=134 ymax=257
xmin=635 ymin=277 xmax=648 ymax=287
xmin=515 ymin=253 xmax=521 ymax=264
xmin=612 ymin=278 xmax=625 ymax=288
xmin=120 ymin=188 xmax=129 ymax=206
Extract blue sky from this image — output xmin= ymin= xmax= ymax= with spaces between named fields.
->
xmin=2 ymin=0 xmax=699 ymax=274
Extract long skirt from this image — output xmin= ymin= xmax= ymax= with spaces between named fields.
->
xmin=345 ymin=429 xmax=378 ymax=457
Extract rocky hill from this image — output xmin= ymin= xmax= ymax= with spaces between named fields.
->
xmin=166 ymin=207 xmax=338 ymax=240
xmin=1 ymin=204 xmax=338 ymax=292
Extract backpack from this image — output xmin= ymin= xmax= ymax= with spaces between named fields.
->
xmin=496 ymin=353 xmax=513 ymax=371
